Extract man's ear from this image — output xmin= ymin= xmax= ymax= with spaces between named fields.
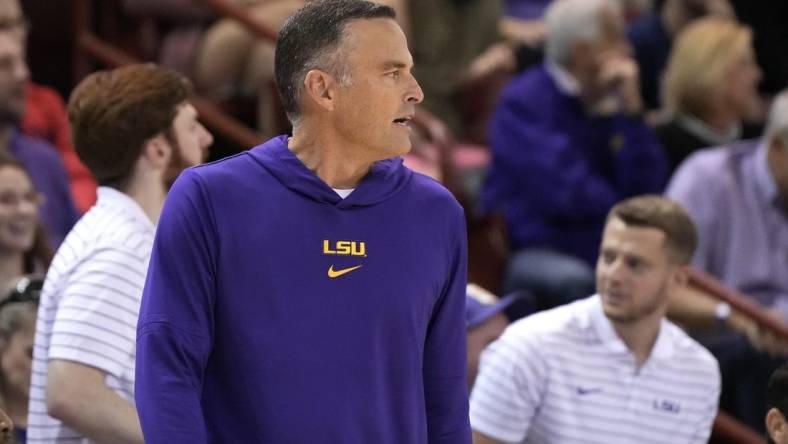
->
xmin=767 ymin=407 xmax=787 ymax=443
xmin=302 ymin=69 xmax=338 ymax=113
xmin=141 ymin=135 xmax=171 ymax=169
xmin=672 ymin=264 xmax=689 ymax=287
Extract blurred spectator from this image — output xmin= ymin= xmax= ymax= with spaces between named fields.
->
xmin=729 ymin=0 xmax=788 ymax=97
xmin=666 ymin=89 xmax=788 ymax=431
xmin=0 ymin=276 xmax=42 ymax=444
xmin=408 ymin=0 xmax=516 ymax=135
xmin=0 ymin=154 xmax=51 ymax=282
xmin=767 ymin=362 xmax=788 ymax=444
xmin=470 ymin=195 xmax=720 ymax=444
xmin=465 ymin=284 xmax=530 ymax=389
xmin=0 ymin=406 xmax=11 ymax=444
xmin=503 ymin=0 xmax=652 ymax=48
xmin=21 ymin=84 xmax=96 ymax=214
xmin=0 ymin=31 xmax=77 ymax=248
xmin=193 ymin=0 xmax=303 ymax=138
xmin=628 ymin=0 xmax=734 ymax=111
xmin=0 ymin=148 xmax=52 ymax=444
xmin=129 ymin=1 xmax=406 ymax=138
xmin=27 ymin=64 xmax=211 ymax=444
xmin=655 ymin=17 xmax=762 ymax=172
xmin=122 ymin=0 xmax=213 ymax=75
xmin=481 ymin=0 xmax=666 ymax=310
xmin=0 ymin=0 xmax=97 ymax=213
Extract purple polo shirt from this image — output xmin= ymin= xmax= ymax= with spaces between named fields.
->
xmin=666 ymin=139 xmax=788 ymax=313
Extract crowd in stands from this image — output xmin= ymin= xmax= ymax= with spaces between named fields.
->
xmin=0 ymin=0 xmax=781 ymax=442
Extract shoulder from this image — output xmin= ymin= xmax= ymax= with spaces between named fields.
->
xmin=11 ymin=132 xmax=62 ymax=163
xmin=663 ymin=321 xmax=720 ymax=380
xmin=26 ymin=82 xmax=64 ymax=105
xmin=498 ymin=66 xmax=559 ymax=111
xmin=406 ymin=171 xmax=463 ymax=215
xmin=83 ymin=208 xmax=152 ymax=261
xmin=502 ymin=298 xmax=588 ymax=349
xmin=670 ymin=142 xmax=752 ymax=191
xmin=189 ymin=150 xmax=260 ymax=185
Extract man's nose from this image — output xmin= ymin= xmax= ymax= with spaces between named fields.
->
xmin=406 ymin=74 xmax=424 ymax=104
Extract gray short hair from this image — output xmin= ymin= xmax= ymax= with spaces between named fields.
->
xmin=274 ymin=0 xmax=395 ymax=124
xmin=766 ymin=90 xmax=788 ymax=144
xmin=544 ymin=0 xmax=622 ymax=66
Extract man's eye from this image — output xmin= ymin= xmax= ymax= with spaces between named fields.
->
xmin=386 ymin=71 xmax=400 ymax=78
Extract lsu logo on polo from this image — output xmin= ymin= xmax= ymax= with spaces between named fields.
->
xmin=322 ymin=240 xmax=367 ymax=257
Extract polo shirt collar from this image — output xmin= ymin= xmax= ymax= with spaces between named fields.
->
xmin=752 ymin=140 xmax=781 ymax=207
xmin=96 ymin=186 xmax=155 ymax=230
xmin=586 ymin=294 xmax=675 ymax=360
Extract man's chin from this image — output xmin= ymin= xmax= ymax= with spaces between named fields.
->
xmin=389 ymin=140 xmax=412 ymax=157
xmin=602 ymin=305 xmax=633 ymax=324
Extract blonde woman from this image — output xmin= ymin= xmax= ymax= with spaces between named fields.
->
xmin=655 ymin=17 xmax=762 ymax=171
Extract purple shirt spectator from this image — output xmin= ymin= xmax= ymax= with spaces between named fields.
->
xmin=9 ymin=129 xmax=79 ymax=248
xmin=505 ymin=0 xmax=552 ymax=19
xmin=666 ymin=140 xmax=788 ymax=312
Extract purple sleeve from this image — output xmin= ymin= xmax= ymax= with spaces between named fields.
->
xmin=423 ymin=204 xmax=471 ymax=443
xmin=135 ymin=169 xmax=217 ymax=443
xmin=664 ymin=157 xmax=717 ymax=270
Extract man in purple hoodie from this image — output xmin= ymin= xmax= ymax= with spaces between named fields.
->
xmin=134 ymin=1 xmax=471 ymax=443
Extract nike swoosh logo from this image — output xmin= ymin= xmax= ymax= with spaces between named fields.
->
xmin=576 ymin=387 xmax=603 ymax=396
xmin=327 ymin=265 xmax=363 ymax=278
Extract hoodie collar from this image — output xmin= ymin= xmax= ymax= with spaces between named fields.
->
xmin=248 ymin=135 xmax=412 ymax=209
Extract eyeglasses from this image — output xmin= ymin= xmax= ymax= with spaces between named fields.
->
xmin=0 ymin=276 xmax=42 ymax=312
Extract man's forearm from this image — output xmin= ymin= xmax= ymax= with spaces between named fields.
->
xmin=61 ymin=389 xmax=142 ymax=444
xmin=47 ymin=360 xmax=144 ymax=444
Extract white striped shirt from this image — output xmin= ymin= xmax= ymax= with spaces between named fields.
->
xmin=470 ymin=295 xmax=720 ymax=444
xmin=27 ymin=187 xmax=155 ymax=443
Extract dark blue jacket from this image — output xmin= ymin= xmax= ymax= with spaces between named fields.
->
xmin=481 ymin=65 xmax=667 ymax=265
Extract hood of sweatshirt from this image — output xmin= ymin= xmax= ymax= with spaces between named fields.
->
xmin=248 ymin=135 xmax=413 ymax=209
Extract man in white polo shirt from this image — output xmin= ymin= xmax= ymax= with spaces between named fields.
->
xmin=26 ymin=64 xmax=212 ymax=443
xmin=470 ymin=195 xmax=721 ymax=444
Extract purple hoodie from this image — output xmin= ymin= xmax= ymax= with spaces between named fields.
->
xmin=135 ymin=136 xmax=471 ymax=443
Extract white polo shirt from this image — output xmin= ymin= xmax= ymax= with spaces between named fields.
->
xmin=27 ymin=187 xmax=155 ymax=443
xmin=470 ymin=295 xmax=720 ymax=444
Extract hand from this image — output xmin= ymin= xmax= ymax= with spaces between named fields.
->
xmin=500 ymin=18 xmax=546 ymax=47
xmin=727 ymin=309 xmax=788 ymax=357
xmin=592 ymin=53 xmax=643 ymax=116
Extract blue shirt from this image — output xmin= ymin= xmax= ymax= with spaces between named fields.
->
xmin=666 ymin=140 xmax=788 ymax=313
xmin=481 ymin=64 xmax=667 ymax=264
xmin=505 ymin=0 xmax=552 ymax=19
xmin=135 ymin=136 xmax=471 ymax=443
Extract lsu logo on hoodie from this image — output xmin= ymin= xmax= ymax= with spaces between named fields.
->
xmin=322 ymin=240 xmax=367 ymax=257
